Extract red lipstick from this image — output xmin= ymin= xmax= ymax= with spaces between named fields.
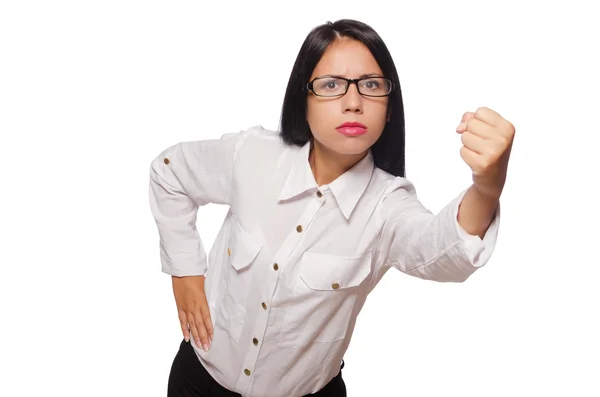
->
xmin=336 ymin=121 xmax=367 ymax=136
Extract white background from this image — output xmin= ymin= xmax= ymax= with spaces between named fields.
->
xmin=1 ymin=0 xmax=599 ymax=396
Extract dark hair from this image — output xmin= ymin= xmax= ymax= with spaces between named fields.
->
xmin=279 ymin=19 xmax=406 ymax=177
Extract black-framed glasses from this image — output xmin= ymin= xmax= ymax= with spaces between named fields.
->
xmin=307 ymin=76 xmax=393 ymax=97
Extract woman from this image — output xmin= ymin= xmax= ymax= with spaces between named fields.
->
xmin=149 ymin=19 xmax=513 ymax=397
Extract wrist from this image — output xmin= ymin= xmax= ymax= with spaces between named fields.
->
xmin=472 ymin=175 xmax=503 ymax=201
xmin=472 ymin=181 xmax=502 ymax=203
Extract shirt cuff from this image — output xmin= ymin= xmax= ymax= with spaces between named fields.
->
xmin=160 ymin=247 xmax=209 ymax=277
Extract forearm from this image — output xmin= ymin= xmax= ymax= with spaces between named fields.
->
xmin=457 ymin=184 xmax=500 ymax=239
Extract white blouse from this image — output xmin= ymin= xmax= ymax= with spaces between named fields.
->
xmin=148 ymin=125 xmax=500 ymax=397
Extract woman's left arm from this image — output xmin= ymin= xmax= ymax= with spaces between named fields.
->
xmin=379 ymin=107 xmax=514 ymax=282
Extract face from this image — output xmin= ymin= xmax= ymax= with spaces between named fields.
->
xmin=306 ymin=37 xmax=389 ymax=160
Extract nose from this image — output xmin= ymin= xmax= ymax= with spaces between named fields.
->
xmin=342 ymin=83 xmax=363 ymax=114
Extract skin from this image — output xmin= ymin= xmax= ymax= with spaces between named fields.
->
xmin=306 ymin=37 xmax=389 ymax=186
xmin=456 ymin=107 xmax=515 ymax=238
xmin=173 ymin=37 xmax=515 ymax=352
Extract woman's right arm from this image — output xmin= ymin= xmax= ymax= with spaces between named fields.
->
xmin=148 ymin=131 xmax=241 ymax=350
xmin=149 ymin=132 xmax=239 ymax=276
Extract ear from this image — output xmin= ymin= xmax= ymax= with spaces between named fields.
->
xmin=386 ymin=108 xmax=391 ymax=123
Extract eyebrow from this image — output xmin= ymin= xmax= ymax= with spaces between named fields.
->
xmin=358 ymin=73 xmax=383 ymax=78
xmin=321 ymin=73 xmax=383 ymax=79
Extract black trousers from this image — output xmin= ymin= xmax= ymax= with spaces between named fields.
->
xmin=167 ymin=339 xmax=347 ymax=397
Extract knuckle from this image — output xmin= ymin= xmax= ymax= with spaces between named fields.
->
xmin=480 ymin=157 xmax=492 ymax=170
xmin=493 ymin=138 xmax=507 ymax=152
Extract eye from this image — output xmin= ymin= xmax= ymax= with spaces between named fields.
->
xmin=319 ymin=79 xmax=341 ymax=90
xmin=364 ymin=79 xmax=380 ymax=89
xmin=311 ymin=77 xmax=348 ymax=96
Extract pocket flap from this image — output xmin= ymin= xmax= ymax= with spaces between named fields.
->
xmin=228 ymin=221 xmax=262 ymax=271
xmin=300 ymin=251 xmax=372 ymax=291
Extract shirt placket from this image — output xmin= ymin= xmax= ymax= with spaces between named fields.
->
xmin=236 ymin=189 xmax=326 ymax=395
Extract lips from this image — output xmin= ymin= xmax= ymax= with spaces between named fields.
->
xmin=336 ymin=121 xmax=367 ymax=136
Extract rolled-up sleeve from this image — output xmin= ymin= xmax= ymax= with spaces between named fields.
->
xmin=148 ymin=132 xmax=240 ymax=276
xmin=378 ymin=178 xmax=500 ymax=283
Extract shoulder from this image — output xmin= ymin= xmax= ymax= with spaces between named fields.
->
xmin=371 ymin=167 xmax=417 ymax=202
xmin=369 ymin=168 xmax=434 ymax=228
xmin=231 ymin=126 xmax=300 ymax=173
xmin=233 ymin=125 xmax=289 ymax=155
xmin=236 ymin=125 xmax=283 ymax=145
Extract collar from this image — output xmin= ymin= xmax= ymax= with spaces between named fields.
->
xmin=278 ymin=140 xmax=375 ymax=219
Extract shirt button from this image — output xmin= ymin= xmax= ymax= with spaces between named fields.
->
xmin=163 ymin=157 xmax=170 ymax=165
xmin=332 ymin=282 xmax=340 ymax=290
xmin=316 ymin=191 xmax=322 ymax=198
xmin=253 ymin=337 xmax=259 ymax=345
xmin=273 ymin=263 xmax=279 ymax=271
xmin=296 ymin=225 xmax=303 ymax=233
xmin=244 ymin=369 xmax=251 ymax=376
xmin=262 ymin=302 xmax=267 ymax=310
xmin=227 ymin=248 xmax=231 ymax=256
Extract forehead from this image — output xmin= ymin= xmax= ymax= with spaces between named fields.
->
xmin=310 ymin=37 xmax=383 ymax=79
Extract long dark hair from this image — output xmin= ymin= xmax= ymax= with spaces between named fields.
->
xmin=279 ymin=19 xmax=406 ymax=177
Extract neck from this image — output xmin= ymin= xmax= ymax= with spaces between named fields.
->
xmin=309 ymin=139 xmax=368 ymax=186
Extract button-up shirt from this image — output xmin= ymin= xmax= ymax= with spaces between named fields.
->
xmin=148 ymin=125 xmax=500 ymax=397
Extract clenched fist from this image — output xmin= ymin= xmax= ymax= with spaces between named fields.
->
xmin=456 ymin=107 xmax=515 ymax=199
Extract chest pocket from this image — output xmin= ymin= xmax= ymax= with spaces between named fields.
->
xmin=219 ymin=217 xmax=263 ymax=343
xmin=228 ymin=219 xmax=262 ymax=272
xmin=300 ymin=251 xmax=372 ymax=291
xmin=276 ymin=250 xmax=372 ymax=348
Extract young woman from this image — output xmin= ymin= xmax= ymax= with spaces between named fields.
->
xmin=149 ymin=19 xmax=513 ymax=397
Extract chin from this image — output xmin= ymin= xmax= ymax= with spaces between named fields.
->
xmin=325 ymin=137 xmax=375 ymax=156
xmin=336 ymin=133 xmax=379 ymax=154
